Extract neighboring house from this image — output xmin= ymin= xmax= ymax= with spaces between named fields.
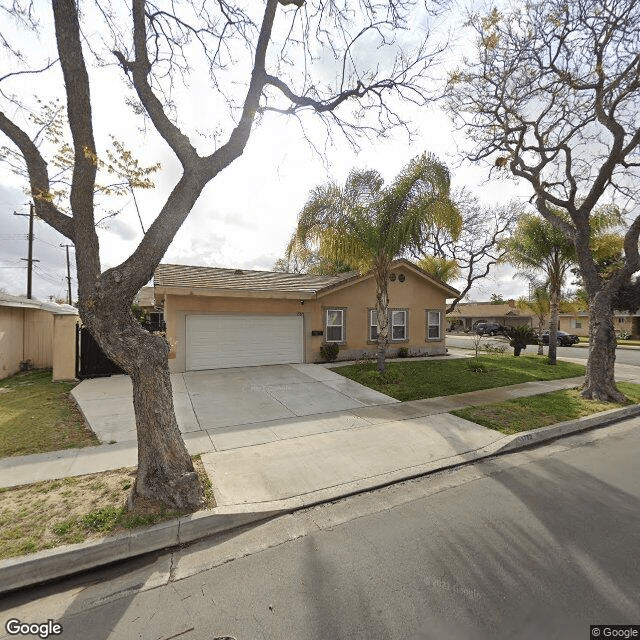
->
xmin=133 ymin=285 xmax=165 ymax=331
xmin=0 ymin=292 xmax=78 ymax=380
xmin=153 ymin=258 xmax=459 ymax=372
xmin=448 ymin=301 xmax=534 ymax=331
xmin=559 ymin=310 xmax=640 ymax=338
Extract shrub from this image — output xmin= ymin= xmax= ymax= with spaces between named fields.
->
xmin=483 ymin=343 xmax=507 ymax=355
xmin=504 ymin=325 xmax=537 ymax=357
xmin=397 ymin=346 xmax=409 ymax=358
xmin=618 ymin=330 xmax=631 ymax=340
xmin=465 ymin=358 xmax=487 ymax=373
xmin=320 ymin=343 xmax=340 ymax=362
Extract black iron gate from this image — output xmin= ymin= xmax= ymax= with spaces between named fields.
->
xmin=76 ymin=326 xmax=125 ymax=379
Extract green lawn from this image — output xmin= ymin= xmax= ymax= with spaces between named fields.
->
xmin=332 ymin=354 xmax=586 ymax=402
xmin=452 ymin=382 xmax=640 ymax=435
xmin=0 ymin=370 xmax=98 ymax=457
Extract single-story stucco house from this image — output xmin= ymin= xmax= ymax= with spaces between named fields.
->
xmin=152 ymin=258 xmax=459 ymax=372
xmin=559 ymin=310 xmax=640 ymax=338
xmin=447 ymin=301 xmax=534 ymax=331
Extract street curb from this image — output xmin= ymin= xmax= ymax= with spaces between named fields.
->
xmin=1 ymin=404 xmax=639 ymax=595
xmin=0 ymin=508 xmax=285 ymax=595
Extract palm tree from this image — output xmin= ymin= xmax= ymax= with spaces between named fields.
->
xmin=502 ymin=208 xmax=624 ymax=365
xmin=501 ymin=214 xmax=575 ymax=364
xmin=287 ymin=153 xmax=461 ymax=372
xmin=416 ymin=255 xmax=460 ymax=284
xmin=517 ymin=287 xmax=550 ymax=355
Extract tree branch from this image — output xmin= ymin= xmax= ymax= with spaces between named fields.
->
xmin=0 ymin=111 xmax=74 ymax=240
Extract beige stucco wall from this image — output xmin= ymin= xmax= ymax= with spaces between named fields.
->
xmin=161 ymin=264 xmax=450 ymax=373
xmin=52 ymin=314 xmax=78 ymax=381
xmin=163 ymin=293 xmax=308 ymax=372
xmin=24 ymin=309 xmax=54 ymax=368
xmin=558 ymin=314 xmax=590 ymax=336
xmin=312 ymin=265 xmax=448 ymax=361
xmin=0 ymin=307 xmax=60 ymax=379
xmin=0 ymin=307 xmax=25 ymax=379
xmin=558 ymin=313 xmax=640 ymax=338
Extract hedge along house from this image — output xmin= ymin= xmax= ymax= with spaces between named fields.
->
xmin=153 ymin=258 xmax=459 ymax=372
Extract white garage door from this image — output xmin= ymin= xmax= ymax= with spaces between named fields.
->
xmin=186 ymin=314 xmax=304 ymax=370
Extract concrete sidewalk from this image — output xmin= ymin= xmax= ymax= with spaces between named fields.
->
xmin=0 ymin=374 xmax=595 ymax=490
xmin=2 ymin=360 xmax=640 ymax=593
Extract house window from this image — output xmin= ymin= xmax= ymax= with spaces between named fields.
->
xmin=618 ymin=317 xmax=625 ymax=324
xmin=391 ymin=310 xmax=407 ymax=340
xmin=369 ymin=309 xmax=378 ymax=341
xmin=325 ymin=309 xmax=344 ymax=342
xmin=427 ymin=310 xmax=441 ymax=339
xmin=369 ymin=309 xmax=407 ymax=341
xmin=575 ymin=320 xmax=582 ymax=329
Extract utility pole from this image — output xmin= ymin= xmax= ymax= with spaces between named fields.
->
xmin=60 ymin=244 xmax=74 ymax=305
xmin=13 ymin=202 xmax=39 ymax=299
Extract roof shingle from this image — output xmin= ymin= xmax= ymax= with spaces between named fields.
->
xmin=154 ymin=264 xmax=358 ymax=295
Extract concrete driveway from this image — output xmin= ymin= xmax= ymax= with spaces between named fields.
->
xmin=71 ymin=363 xmax=398 ymax=452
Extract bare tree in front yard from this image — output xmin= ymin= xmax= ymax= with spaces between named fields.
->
xmin=447 ymin=0 xmax=640 ymax=401
xmin=0 ymin=0 xmax=446 ymax=509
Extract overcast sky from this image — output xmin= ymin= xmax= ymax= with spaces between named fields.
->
xmin=0 ymin=1 xmax=529 ymax=303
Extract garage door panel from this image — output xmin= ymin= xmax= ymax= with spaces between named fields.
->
xmin=186 ymin=314 xmax=303 ymax=370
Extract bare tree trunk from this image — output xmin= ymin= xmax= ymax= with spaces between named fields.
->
xmin=582 ymin=293 xmax=625 ymax=402
xmin=85 ymin=305 xmax=203 ymax=510
xmin=375 ymin=262 xmax=390 ymax=373
xmin=548 ymin=288 xmax=560 ymax=365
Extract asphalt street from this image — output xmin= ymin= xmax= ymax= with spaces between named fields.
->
xmin=2 ymin=418 xmax=639 ymax=640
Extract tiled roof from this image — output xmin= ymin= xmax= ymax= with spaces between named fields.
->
xmin=449 ymin=303 xmax=527 ymax=317
xmin=154 ymin=263 xmax=359 ymax=295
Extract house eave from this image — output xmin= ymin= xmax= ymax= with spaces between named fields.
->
xmin=154 ymin=285 xmax=317 ymax=301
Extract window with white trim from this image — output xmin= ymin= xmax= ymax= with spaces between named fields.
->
xmin=369 ymin=309 xmax=378 ymax=341
xmin=325 ymin=309 xmax=344 ymax=342
xmin=391 ymin=310 xmax=407 ymax=340
xmin=427 ymin=310 xmax=441 ymax=339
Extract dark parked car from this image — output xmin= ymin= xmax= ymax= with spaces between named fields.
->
xmin=475 ymin=322 xmax=506 ymax=336
xmin=540 ymin=330 xmax=580 ymax=346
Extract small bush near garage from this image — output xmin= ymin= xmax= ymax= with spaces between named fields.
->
xmin=320 ymin=343 xmax=340 ymax=362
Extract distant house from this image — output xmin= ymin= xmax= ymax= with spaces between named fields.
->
xmin=447 ymin=301 xmax=533 ymax=331
xmin=559 ymin=310 xmax=640 ymax=338
xmin=0 ymin=292 xmax=78 ymax=380
xmin=151 ymin=258 xmax=459 ymax=372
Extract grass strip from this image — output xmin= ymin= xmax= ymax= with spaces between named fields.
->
xmin=451 ymin=382 xmax=640 ymax=435
xmin=0 ymin=370 xmax=98 ymax=457
xmin=0 ymin=457 xmax=214 ymax=560
xmin=332 ymin=354 xmax=586 ymax=402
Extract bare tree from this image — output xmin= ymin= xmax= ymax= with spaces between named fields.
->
xmin=412 ymin=191 xmax=515 ymax=313
xmin=447 ymin=0 xmax=640 ymax=401
xmin=0 ymin=0 xmax=444 ymax=509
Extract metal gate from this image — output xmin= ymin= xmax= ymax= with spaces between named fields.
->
xmin=76 ymin=326 xmax=125 ymax=379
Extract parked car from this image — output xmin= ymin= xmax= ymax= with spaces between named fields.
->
xmin=475 ymin=322 xmax=506 ymax=336
xmin=539 ymin=330 xmax=580 ymax=346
